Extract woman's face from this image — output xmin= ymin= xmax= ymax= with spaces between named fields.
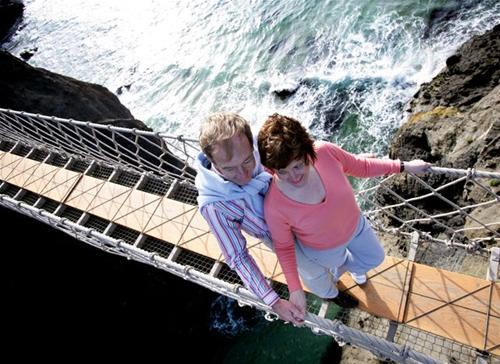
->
xmin=275 ymin=158 xmax=309 ymax=188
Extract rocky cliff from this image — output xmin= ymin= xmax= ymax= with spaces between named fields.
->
xmin=377 ymin=24 xmax=499 ymax=257
xmin=391 ymin=24 xmax=499 ymax=170
xmin=0 ymin=50 xmax=143 ymax=125
xmin=0 ymin=0 xmax=23 ymax=43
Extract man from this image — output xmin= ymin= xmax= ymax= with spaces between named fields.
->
xmin=194 ymin=112 xmax=304 ymax=325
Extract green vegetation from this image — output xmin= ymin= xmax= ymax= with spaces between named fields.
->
xmin=408 ymin=106 xmax=459 ymax=123
xmin=489 ymin=179 xmax=500 ymax=187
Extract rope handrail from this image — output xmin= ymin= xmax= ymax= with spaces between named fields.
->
xmin=0 ymin=107 xmax=199 ymax=142
xmin=1 ymin=107 xmax=498 ymax=179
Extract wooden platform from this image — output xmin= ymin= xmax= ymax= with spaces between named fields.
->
xmin=1 ymin=151 xmax=498 ymax=355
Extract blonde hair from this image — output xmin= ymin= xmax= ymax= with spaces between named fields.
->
xmin=199 ymin=112 xmax=253 ymax=160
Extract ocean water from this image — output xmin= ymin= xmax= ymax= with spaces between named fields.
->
xmin=6 ymin=0 xmax=499 ymax=153
xmin=4 ymin=1 xmax=499 ymax=362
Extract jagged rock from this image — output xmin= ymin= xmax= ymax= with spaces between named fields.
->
xmin=19 ymin=46 xmax=36 ymax=61
xmin=0 ymin=0 xmax=23 ymax=43
xmin=116 ymin=83 xmax=132 ymax=95
xmin=390 ymin=24 xmax=499 ymax=177
xmin=392 ymin=84 xmax=499 ymax=171
xmin=377 ymin=25 xmax=500 ymax=258
xmin=464 ymin=204 xmax=500 ymax=243
xmin=409 ymin=24 xmax=500 ymax=114
xmin=0 ymin=50 xmax=135 ymax=122
xmin=271 ymin=80 xmax=300 ymax=99
xmin=423 ymin=1 xmax=484 ymax=39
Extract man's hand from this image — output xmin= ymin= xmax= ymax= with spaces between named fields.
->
xmin=272 ymin=298 xmax=305 ymax=326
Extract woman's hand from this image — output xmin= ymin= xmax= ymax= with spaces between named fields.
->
xmin=289 ymin=289 xmax=307 ymax=324
xmin=404 ymin=159 xmax=432 ymax=175
xmin=272 ymin=298 xmax=304 ymax=326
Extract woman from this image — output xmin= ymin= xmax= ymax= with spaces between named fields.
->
xmin=257 ymin=113 xmax=430 ymax=320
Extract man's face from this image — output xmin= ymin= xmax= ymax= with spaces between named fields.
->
xmin=211 ymin=132 xmax=256 ymax=186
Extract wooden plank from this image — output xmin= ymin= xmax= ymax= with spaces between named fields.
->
xmin=189 ymin=210 xmax=211 ymax=231
xmin=339 ymin=257 xmax=412 ymax=322
xmin=486 ymin=283 xmax=500 ymax=355
xmin=65 ymin=175 xmax=106 ymax=211
xmin=143 ymin=196 xmax=198 ymax=244
xmin=5 ymin=157 xmax=41 ymax=188
xmin=40 ymin=168 xmax=81 ymax=202
xmin=23 ymin=162 xmax=60 ymax=195
xmin=0 ymin=152 xmax=23 ymax=181
xmin=113 ymin=189 xmax=162 ymax=232
xmin=486 ymin=316 xmax=500 ymax=355
xmin=181 ymin=210 xmax=283 ymax=279
xmin=405 ymin=292 xmax=499 ymax=354
xmin=409 ymin=263 xmax=492 ymax=316
xmin=491 ymin=283 xmax=500 ymax=318
xmin=86 ymin=181 xmax=131 ymax=221
xmin=247 ymin=237 xmax=282 ymax=282
xmin=180 ymin=228 xmax=224 ymax=261
xmin=177 ymin=210 xmax=222 ymax=261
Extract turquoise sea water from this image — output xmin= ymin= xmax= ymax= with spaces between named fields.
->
xmin=6 ymin=1 xmax=499 ymax=153
xmin=4 ymin=1 xmax=499 ymax=362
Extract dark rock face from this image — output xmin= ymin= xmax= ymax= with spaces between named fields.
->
xmin=379 ymin=25 xmax=500 ymax=248
xmin=0 ymin=50 xmax=135 ymax=122
xmin=1 ymin=204 xmax=232 ymax=362
xmin=271 ymin=80 xmax=300 ymax=99
xmin=0 ymin=0 xmax=23 ymax=43
xmin=409 ymin=24 xmax=500 ymax=114
xmin=423 ymin=0 xmax=484 ymax=39
xmin=391 ymin=24 xmax=499 ymax=172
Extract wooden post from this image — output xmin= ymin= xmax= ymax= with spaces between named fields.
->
xmin=487 ymin=247 xmax=499 ymax=281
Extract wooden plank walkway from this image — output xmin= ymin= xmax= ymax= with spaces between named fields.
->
xmin=1 ymin=151 xmax=498 ymax=355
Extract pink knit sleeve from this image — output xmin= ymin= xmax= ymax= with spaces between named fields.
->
xmin=264 ymin=187 xmax=303 ymax=293
xmin=323 ymin=142 xmax=400 ymax=177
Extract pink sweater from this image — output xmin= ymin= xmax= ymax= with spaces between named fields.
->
xmin=264 ymin=141 xmax=400 ymax=292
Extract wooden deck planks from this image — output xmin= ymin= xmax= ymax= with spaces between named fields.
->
xmin=338 ymin=257 xmax=413 ymax=322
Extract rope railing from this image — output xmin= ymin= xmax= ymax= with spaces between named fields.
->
xmin=1 ymin=106 xmax=498 ymax=265
xmin=0 ymin=108 xmax=199 ymax=182
xmin=1 ymin=108 xmax=498 ymax=364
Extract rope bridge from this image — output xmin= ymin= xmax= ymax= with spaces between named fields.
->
xmin=0 ymin=108 xmax=498 ymax=364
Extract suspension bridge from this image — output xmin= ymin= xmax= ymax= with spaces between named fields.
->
xmin=0 ymin=108 xmax=498 ymax=364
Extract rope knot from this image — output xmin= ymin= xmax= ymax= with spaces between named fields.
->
xmin=465 ymin=167 xmax=476 ymax=182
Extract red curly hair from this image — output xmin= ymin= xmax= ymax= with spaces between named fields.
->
xmin=258 ymin=113 xmax=316 ymax=170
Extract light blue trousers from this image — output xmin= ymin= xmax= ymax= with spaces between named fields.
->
xmin=294 ymin=214 xmax=385 ymax=299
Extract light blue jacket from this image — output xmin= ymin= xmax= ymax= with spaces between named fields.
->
xmin=193 ymin=143 xmax=271 ymax=219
